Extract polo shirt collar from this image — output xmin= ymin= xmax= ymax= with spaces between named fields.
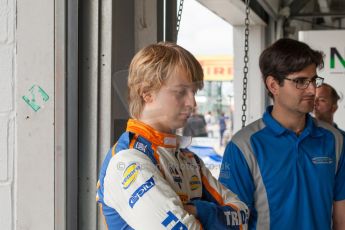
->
xmin=263 ymin=106 xmax=322 ymax=137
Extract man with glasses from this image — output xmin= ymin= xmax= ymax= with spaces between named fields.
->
xmin=219 ymin=38 xmax=345 ymax=230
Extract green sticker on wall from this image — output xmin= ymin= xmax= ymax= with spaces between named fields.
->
xmin=22 ymin=85 xmax=49 ymax=112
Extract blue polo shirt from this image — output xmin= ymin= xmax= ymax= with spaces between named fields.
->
xmin=219 ymin=106 xmax=345 ymax=230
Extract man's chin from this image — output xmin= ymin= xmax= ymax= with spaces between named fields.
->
xmin=173 ymin=119 xmax=187 ymax=130
xmin=303 ymin=103 xmax=315 ymax=113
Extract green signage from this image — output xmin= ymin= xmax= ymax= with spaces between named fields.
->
xmin=330 ymin=47 xmax=345 ymax=69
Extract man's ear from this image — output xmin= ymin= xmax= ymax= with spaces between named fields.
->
xmin=332 ymin=104 xmax=338 ymax=114
xmin=142 ymin=91 xmax=153 ymax=103
xmin=266 ymin=75 xmax=280 ymax=96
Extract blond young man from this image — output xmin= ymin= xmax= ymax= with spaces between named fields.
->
xmin=97 ymin=42 xmax=249 ymax=230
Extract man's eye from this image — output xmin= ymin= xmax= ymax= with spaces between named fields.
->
xmin=176 ymin=90 xmax=186 ymax=96
xmin=295 ymin=78 xmax=307 ymax=84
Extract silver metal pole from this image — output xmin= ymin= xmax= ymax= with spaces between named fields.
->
xmin=55 ymin=0 xmax=67 ymax=228
xmin=98 ymin=0 xmax=113 ymax=229
xmin=79 ymin=0 xmax=99 ymax=229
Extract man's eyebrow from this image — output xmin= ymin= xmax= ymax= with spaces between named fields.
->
xmin=294 ymin=75 xmax=318 ymax=79
xmin=171 ymin=84 xmax=195 ymax=88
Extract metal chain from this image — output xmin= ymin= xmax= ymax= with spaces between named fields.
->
xmin=176 ymin=0 xmax=184 ymax=38
xmin=242 ymin=0 xmax=250 ymax=128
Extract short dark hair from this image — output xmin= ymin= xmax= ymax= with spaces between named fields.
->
xmin=259 ymin=38 xmax=324 ymax=97
xmin=321 ymin=83 xmax=340 ymax=104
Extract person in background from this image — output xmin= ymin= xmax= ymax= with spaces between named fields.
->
xmin=204 ymin=111 xmax=214 ymax=137
xmin=219 ymin=112 xmax=227 ymax=146
xmin=219 ymin=38 xmax=345 ymax=230
xmin=183 ymin=109 xmax=208 ymax=137
xmin=205 ymin=111 xmax=213 ymax=125
xmin=96 ymin=42 xmax=249 ymax=230
xmin=314 ymin=83 xmax=345 ymax=133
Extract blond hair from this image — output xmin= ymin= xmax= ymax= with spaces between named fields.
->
xmin=128 ymin=42 xmax=204 ymax=118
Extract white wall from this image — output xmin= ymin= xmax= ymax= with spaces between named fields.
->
xmin=0 ymin=0 xmax=16 ymax=229
xmin=0 ymin=0 xmax=56 ymax=229
xmin=16 ymin=0 xmax=55 ymax=228
xmin=233 ymin=25 xmax=267 ymax=133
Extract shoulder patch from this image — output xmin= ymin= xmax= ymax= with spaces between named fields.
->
xmin=122 ymin=163 xmax=141 ymax=189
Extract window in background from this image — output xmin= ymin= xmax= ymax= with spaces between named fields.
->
xmin=177 ymin=0 xmax=234 ymax=176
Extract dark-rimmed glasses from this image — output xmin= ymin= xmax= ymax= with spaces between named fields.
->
xmin=284 ymin=76 xmax=324 ymax=89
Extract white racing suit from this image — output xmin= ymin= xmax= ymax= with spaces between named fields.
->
xmin=96 ymin=119 xmax=249 ymax=229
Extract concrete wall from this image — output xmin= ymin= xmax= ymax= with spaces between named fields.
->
xmin=0 ymin=0 xmax=55 ymax=229
xmin=16 ymin=0 xmax=55 ymax=227
xmin=0 ymin=0 xmax=16 ymax=229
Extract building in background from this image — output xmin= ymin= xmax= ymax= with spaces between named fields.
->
xmin=196 ymin=55 xmax=234 ymax=117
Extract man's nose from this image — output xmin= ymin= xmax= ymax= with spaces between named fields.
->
xmin=186 ymin=91 xmax=196 ymax=107
xmin=306 ymin=81 xmax=316 ymax=94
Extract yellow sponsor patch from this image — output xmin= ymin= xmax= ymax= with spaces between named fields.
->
xmin=190 ymin=175 xmax=201 ymax=191
xmin=122 ymin=163 xmax=141 ymax=189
